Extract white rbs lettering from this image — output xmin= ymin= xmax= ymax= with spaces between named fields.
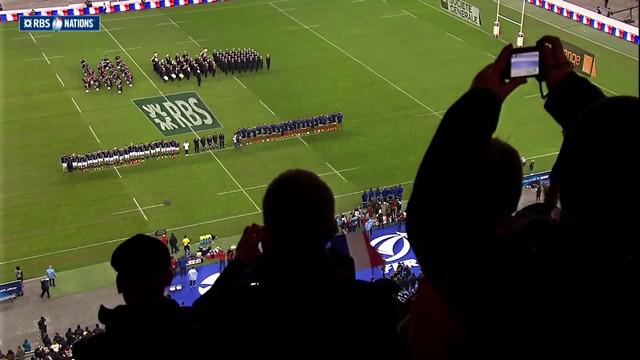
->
xmin=189 ymin=98 xmax=213 ymax=125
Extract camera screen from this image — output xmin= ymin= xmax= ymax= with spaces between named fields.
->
xmin=511 ymin=51 xmax=540 ymax=78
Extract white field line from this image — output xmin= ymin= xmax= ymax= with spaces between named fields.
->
xmin=102 ymin=22 xmax=261 ymax=212
xmin=527 ymin=152 xmax=559 ymax=160
xmin=113 ymin=166 xmax=122 ymax=178
xmin=233 ymin=76 xmax=248 ymax=89
xmin=55 ymin=73 xmax=65 ymax=87
xmin=381 ymin=13 xmax=408 ymax=18
xmin=169 ymin=18 xmax=181 ymax=28
xmin=71 ymin=98 xmax=82 ymax=113
xmin=132 ymin=197 xmax=149 ymax=221
xmin=216 ymin=167 xmax=360 ymax=195
xmin=270 ymin=2 xmax=442 ymax=119
xmin=29 ymin=32 xmax=37 ymax=44
xmin=446 ymin=32 xmax=464 ymax=42
xmin=0 ymin=211 xmax=262 ymax=266
xmin=188 ymin=36 xmax=201 ymax=47
xmin=260 ymin=100 xmax=276 ymax=115
xmin=326 ymin=162 xmax=348 ymax=182
xmin=296 ymin=135 xmax=309 ymax=146
xmin=401 ymin=9 xmax=418 ymax=18
xmin=113 ymin=203 xmax=165 ymax=215
xmin=88 ymin=125 xmax=101 ymax=143
xmin=41 ymin=52 xmax=50 ymax=64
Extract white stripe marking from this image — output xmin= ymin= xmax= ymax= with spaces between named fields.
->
xmin=381 ymin=13 xmax=408 ymax=18
xmin=88 ymin=125 xmax=101 ymax=143
xmin=105 ymin=47 xmax=141 ymax=53
xmin=289 ymin=24 xmax=321 ymax=30
xmin=113 ymin=166 xmax=122 ymax=178
xmin=102 ymin=22 xmax=261 ymax=213
xmin=208 ymin=150 xmax=262 ymax=212
xmin=524 ymin=94 xmax=539 ymax=98
xmin=594 ymin=82 xmax=619 ymax=95
xmin=296 ymin=135 xmax=309 ymax=146
xmin=326 ymin=162 xmax=348 ymax=182
xmin=260 ymin=100 xmax=276 ymax=116
xmin=271 ymin=2 xmax=441 ymax=119
xmin=71 ymin=98 xmax=82 ymax=113
xmin=41 ymin=52 xmax=51 ymax=65
xmin=56 ymin=73 xmax=65 ymax=87
xmin=0 ymin=211 xmax=262 ymax=265
xmin=218 ymin=184 xmax=268 ymax=195
xmin=527 ymin=152 xmax=559 ymax=160
xmin=446 ymin=32 xmax=464 ymax=42
xmin=29 ymin=32 xmax=37 ymax=44
xmin=416 ymin=110 xmax=446 ymax=117
xmin=233 ymin=76 xmax=248 ymax=89
xmin=188 ymin=36 xmax=201 ymax=47
xmin=486 ymin=52 xmax=497 ymax=59
xmin=352 ymin=0 xmax=366 ymax=2
xmin=169 ymin=18 xmax=180 ymax=28
xmin=49 ymin=55 xmax=67 ymax=59
xmin=218 ymin=167 xmax=360 ymax=195
xmin=113 ymin=203 xmax=165 ymax=215
xmin=132 ymin=197 xmax=149 ymax=221
xmin=402 ymin=9 xmax=418 ymax=18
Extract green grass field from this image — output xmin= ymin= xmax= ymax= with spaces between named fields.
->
xmin=1 ymin=0 xmax=637 ymax=285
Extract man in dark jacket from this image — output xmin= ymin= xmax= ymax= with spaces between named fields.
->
xmin=406 ymin=36 xmax=636 ymax=359
xmin=192 ymin=170 xmax=398 ymax=358
xmin=73 ymin=234 xmax=191 ymax=360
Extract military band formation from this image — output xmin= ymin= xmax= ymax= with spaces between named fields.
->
xmin=81 ymin=55 xmax=134 ymax=94
xmin=150 ymin=48 xmax=270 ymax=86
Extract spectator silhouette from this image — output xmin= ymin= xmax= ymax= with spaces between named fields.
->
xmin=192 ymin=169 xmax=398 ymax=358
xmin=406 ymin=36 xmax=637 ymax=359
xmin=73 ymin=234 xmax=191 ymax=360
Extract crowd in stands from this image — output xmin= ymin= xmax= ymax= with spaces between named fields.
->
xmin=234 ymin=112 xmax=343 ymax=147
xmin=3 ymin=316 xmax=105 ymax=360
xmin=336 ymin=185 xmax=405 ymax=234
xmin=60 ymin=140 xmax=181 ymax=173
xmin=17 ymin=36 xmax=635 ymax=359
xmin=81 ymin=55 xmax=133 ymax=94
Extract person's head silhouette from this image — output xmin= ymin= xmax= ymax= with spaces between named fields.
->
xmin=111 ymin=234 xmax=172 ymax=305
xmin=262 ymin=169 xmax=337 ymax=258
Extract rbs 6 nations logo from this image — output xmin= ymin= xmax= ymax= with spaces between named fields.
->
xmin=133 ymin=92 xmax=222 ymax=136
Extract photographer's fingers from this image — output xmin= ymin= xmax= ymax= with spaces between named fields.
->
xmin=503 ymin=77 xmax=528 ymax=98
xmin=494 ymin=43 xmax=513 ymax=70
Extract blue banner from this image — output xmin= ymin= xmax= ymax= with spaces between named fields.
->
xmin=167 ymin=224 xmax=421 ymax=307
xmin=0 ymin=280 xmax=22 ymax=301
xmin=522 ymin=170 xmax=551 ymax=187
xmin=19 ymin=16 xmax=100 ymax=32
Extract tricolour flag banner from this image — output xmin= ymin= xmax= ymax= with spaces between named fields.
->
xmin=331 ymin=231 xmax=385 ymax=271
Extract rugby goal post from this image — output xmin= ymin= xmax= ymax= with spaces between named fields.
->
xmin=494 ymin=0 xmax=528 ymax=46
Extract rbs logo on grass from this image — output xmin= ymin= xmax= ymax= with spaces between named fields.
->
xmin=133 ymin=92 xmax=222 ymax=136
xmin=20 ymin=16 xmax=100 ymax=32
